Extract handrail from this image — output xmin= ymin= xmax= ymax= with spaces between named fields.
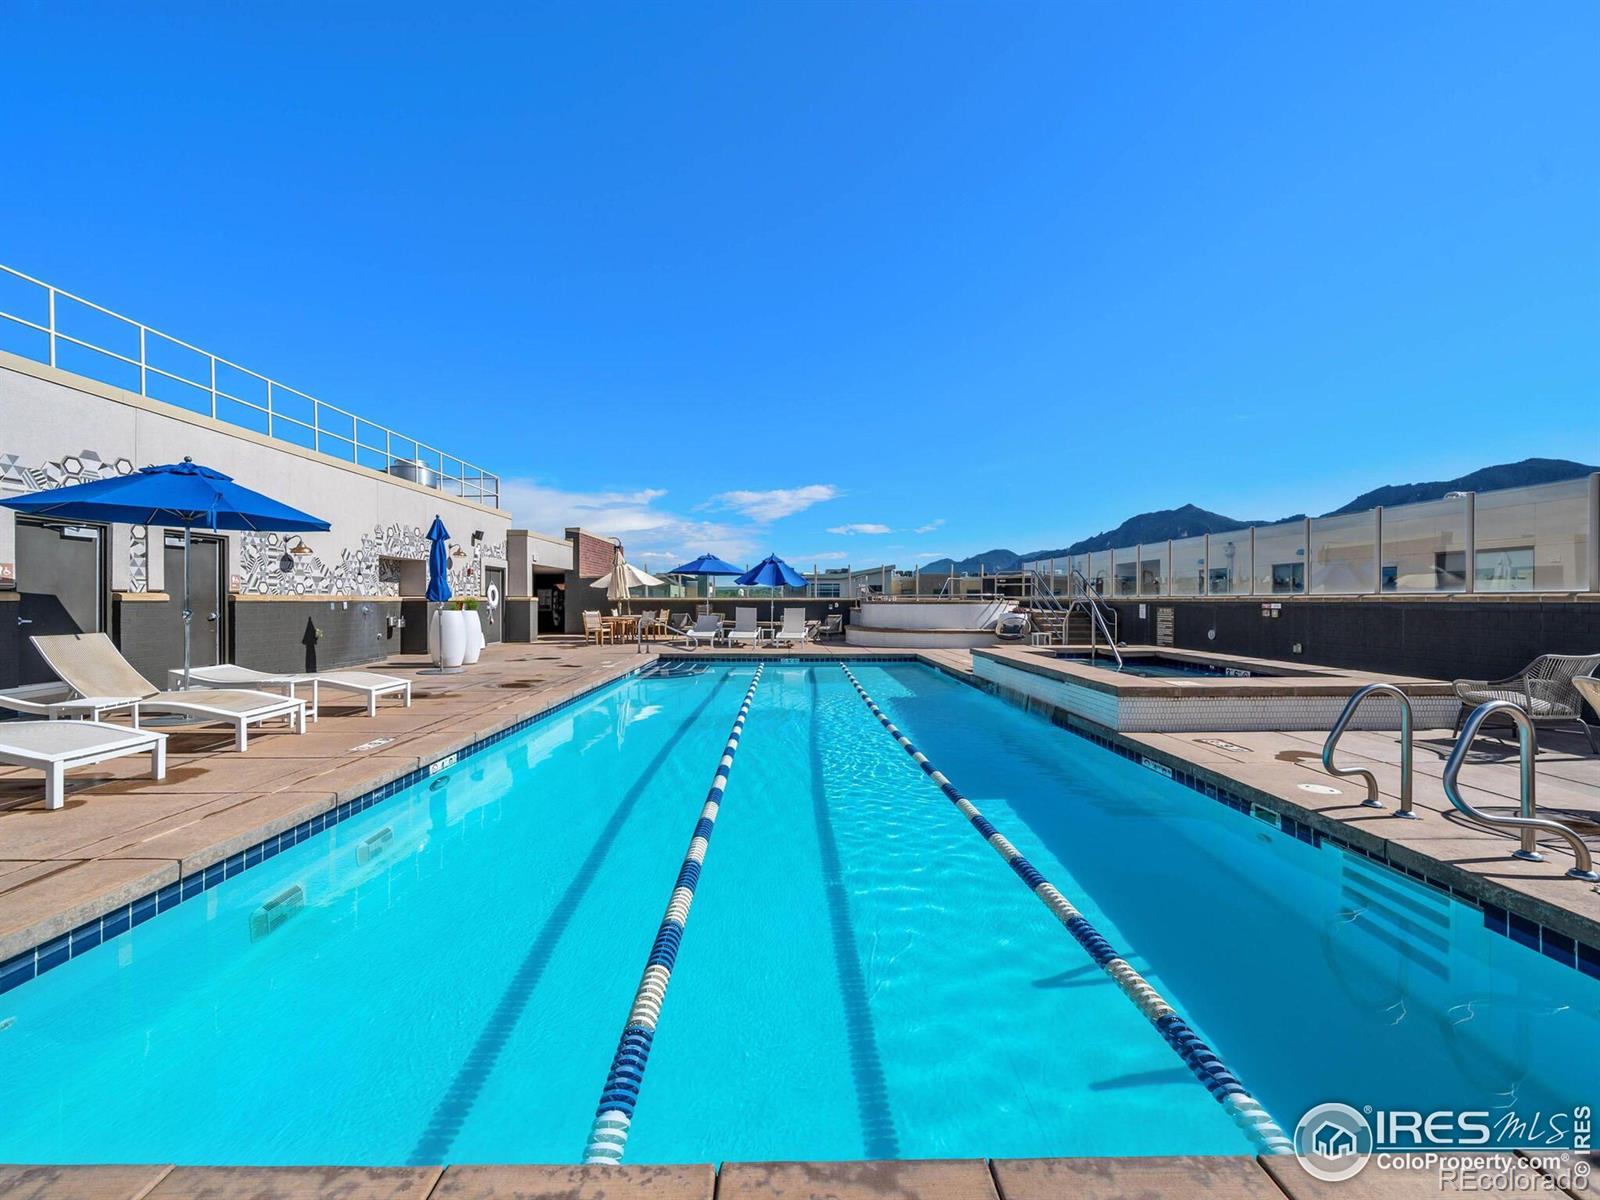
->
xmin=1442 ymin=700 xmax=1599 ymax=880
xmin=1322 ymin=684 xmax=1417 ymax=815
xmin=0 ymin=262 xmax=500 ymax=506
xmin=1058 ymin=567 xmax=1122 ymax=669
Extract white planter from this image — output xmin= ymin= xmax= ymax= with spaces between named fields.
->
xmin=461 ymin=609 xmax=485 ymax=664
xmin=430 ymin=608 xmax=467 ymax=668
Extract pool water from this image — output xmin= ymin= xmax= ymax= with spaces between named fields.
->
xmin=1 ymin=663 xmax=1595 ymax=1165
xmin=1056 ymin=652 xmax=1256 ymax=678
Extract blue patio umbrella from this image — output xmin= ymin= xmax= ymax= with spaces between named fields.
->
xmin=425 ymin=516 xmax=453 ymax=604
xmin=666 ymin=552 xmax=743 ymax=600
xmin=1 ymin=457 xmax=329 ymax=686
xmin=735 ymin=553 xmax=808 ymax=624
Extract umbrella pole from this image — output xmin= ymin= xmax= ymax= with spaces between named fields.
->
xmin=182 ymin=525 xmax=193 ymax=689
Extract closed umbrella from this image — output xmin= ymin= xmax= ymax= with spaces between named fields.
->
xmin=735 ymin=553 xmax=807 ymax=625
xmin=1 ymin=457 xmax=328 ymax=687
xmin=425 ymin=517 xmax=452 ymax=603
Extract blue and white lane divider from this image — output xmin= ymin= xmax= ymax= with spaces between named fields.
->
xmin=583 ymin=665 xmax=765 ymax=1165
xmin=838 ymin=665 xmax=1293 ymax=1155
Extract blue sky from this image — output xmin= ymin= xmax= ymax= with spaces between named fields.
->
xmin=2 ymin=1 xmax=1596 ymax=568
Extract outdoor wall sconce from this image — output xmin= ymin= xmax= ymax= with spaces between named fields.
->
xmin=278 ymin=537 xmax=315 ymax=573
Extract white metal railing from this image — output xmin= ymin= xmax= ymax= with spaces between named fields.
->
xmin=0 ymin=262 xmax=500 ymax=507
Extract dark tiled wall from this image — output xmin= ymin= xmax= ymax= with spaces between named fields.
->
xmin=228 ymin=599 xmax=404 ymax=673
xmin=1108 ymin=598 xmax=1600 ymax=680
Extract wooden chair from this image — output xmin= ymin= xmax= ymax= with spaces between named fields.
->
xmin=582 ymin=610 xmax=611 ymax=645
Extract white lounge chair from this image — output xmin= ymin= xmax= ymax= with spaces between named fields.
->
xmin=164 ymin=664 xmax=411 ymax=720
xmin=774 ymin=607 xmax=810 ymax=646
xmin=0 ymin=689 xmax=142 ymax=722
xmin=31 ymin=633 xmax=306 ymax=752
xmin=684 ymin=614 xmax=722 ymax=648
xmin=727 ymin=607 xmax=762 ymax=647
xmin=0 ymin=720 xmax=166 ymax=810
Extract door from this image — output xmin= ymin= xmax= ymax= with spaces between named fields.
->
xmin=15 ymin=519 xmax=107 ymax=685
xmin=483 ymin=566 xmax=505 ymax=644
xmin=163 ymin=532 xmax=226 ymax=669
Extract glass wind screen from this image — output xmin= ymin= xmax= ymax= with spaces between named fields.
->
xmin=1090 ymin=551 xmax=1111 ymax=594
xmin=1170 ymin=536 xmax=1206 ymax=595
xmin=1113 ymin=547 xmax=1138 ymax=596
xmin=1381 ymin=496 xmax=1468 ymax=592
xmin=1254 ymin=521 xmax=1307 ymax=594
xmin=1475 ymin=479 xmax=1591 ymax=592
xmin=1138 ymin=544 xmax=1167 ymax=595
xmin=1310 ymin=511 xmax=1377 ymax=594
xmin=1207 ymin=530 xmax=1252 ymax=595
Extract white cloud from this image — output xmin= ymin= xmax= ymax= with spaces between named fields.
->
xmin=914 ymin=518 xmax=945 ymax=534
xmin=705 ymin=484 xmax=839 ymax=522
xmin=827 ymin=522 xmax=892 ymax=535
xmin=500 ymin=478 xmax=757 ymax=563
xmin=790 ymin=550 xmax=850 ymax=563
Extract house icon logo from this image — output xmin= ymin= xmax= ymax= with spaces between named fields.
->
xmin=1294 ymin=1102 xmax=1374 ymax=1182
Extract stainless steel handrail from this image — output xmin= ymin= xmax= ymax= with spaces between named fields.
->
xmin=1059 ymin=567 xmax=1122 ymax=669
xmin=1322 ymin=683 xmax=1416 ymax=815
xmin=0 ymin=262 xmax=500 ymax=506
xmin=1442 ymin=700 xmax=1599 ymax=880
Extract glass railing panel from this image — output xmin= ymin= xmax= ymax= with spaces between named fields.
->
xmin=1475 ymin=478 xmax=1591 ymax=592
xmin=1254 ymin=520 xmax=1307 ymax=595
xmin=1170 ymin=536 xmax=1206 ymax=596
xmin=1138 ymin=543 xmax=1167 ymax=596
xmin=1310 ymin=511 xmax=1377 ymax=594
xmin=1207 ymin=530 xmax=1252 ymax=595
xmin=1112 ymin=546 xmax=1138 ymax=596
xmin=1381 ymin=496 xmax=1468 ymax=592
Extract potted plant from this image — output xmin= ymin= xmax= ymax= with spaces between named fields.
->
xmin=460 ymin=597 xmax=485 ymax=665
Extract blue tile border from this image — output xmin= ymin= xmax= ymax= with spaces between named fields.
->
xmin=970 ymin=672 xmax=1600 ymax=988
xmin=0 ymin=661 xmax=653 ymax=999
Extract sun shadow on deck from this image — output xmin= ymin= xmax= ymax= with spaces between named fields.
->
xmin=407 ymin=671 xmax=734 ymax=1165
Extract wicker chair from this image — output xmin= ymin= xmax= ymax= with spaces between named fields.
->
xmin=1452 ymin=653 xmax=1600 ymax=752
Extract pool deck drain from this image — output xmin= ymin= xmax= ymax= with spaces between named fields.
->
xmin=0 ymin=1154 xmax=1584 ymax=1199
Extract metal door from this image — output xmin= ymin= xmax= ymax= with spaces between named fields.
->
xmin=163 ymin=532 xmax=226 ymax=669
xmin=14 ymin=519 xmax=106 ymax=685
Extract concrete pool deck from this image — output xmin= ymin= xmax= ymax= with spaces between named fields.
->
xmin=0 ymin=1153 xmax=1588 ymax=1198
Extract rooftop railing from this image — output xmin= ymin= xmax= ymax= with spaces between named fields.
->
xmin=0 ymin=262 xmax=500 ymax=507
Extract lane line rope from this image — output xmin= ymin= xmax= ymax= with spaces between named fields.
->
xmin=838 ymin=664 xmax=1293 ymax=1155
xmin=582 ymin=666 xmax=765 ymax=1164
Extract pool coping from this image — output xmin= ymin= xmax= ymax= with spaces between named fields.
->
xmin=975 ymin=645 xmax=1458 ymax=699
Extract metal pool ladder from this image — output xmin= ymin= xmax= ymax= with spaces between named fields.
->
xmin=1323 ymin=683 xmax=1417 ymax=816
xmin=1443 ymin=700 xmax=1599 ymax=881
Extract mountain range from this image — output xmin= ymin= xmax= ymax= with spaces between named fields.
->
xmin=916 ymin=458 xmax=1597 ymax=576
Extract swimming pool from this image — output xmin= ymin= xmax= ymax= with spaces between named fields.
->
xmin=1053 ymin=652 xmax=1259 ymax=678
xmin=1 ymin=662 xmax=1595 ymax=1165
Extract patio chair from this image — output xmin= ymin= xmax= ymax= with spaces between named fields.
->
xmin=774 ymin=607 xmax=810 ymax=646
xmin=817 ymin=614 xmax=844 ymax=641
xmin=1452 ymin=653 xmax=1600 ymax=752
xmin=582 ymin=611 xmax=611 ymax=645
xmin=0 ymin=689 xmax=142 ymax=722
xmin=684 ymin=614 xmax=722 ymax=648
xmin=30 ymin=633 xmax=307 ymax=752
xmin=727 ymin=607 xmax=762 ymax=647
xmin=165 ymin=665 xmax=410 ymax=720
xmin=0 ymin=720 xmax=167 ymax=810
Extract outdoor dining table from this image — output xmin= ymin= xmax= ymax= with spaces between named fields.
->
xmin=604 ymin=615 xmax=641 ymax=639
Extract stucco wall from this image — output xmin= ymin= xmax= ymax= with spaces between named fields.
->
xmin=0 ymin=352 xmax=519 ymax=683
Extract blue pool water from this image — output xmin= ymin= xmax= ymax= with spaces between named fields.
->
xmin=1 ymin=662 xmax=1595 ymax=1165
xmin=1055 ymin=652 xmax=1256 ymax=678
